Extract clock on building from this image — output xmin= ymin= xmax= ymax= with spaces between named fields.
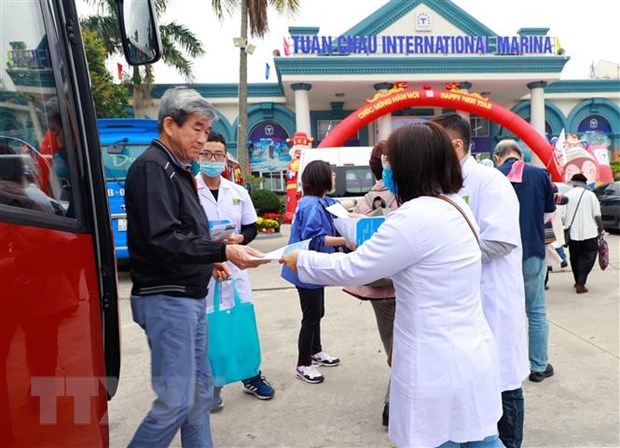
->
xmin=415 ymin=11 xmax=432 ymax=31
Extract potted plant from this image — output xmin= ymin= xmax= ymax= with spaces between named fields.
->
xmin=256 ymin=217 xmax=281 ymax=234
xmin=251 ymin=189 xmax=285 ymax=235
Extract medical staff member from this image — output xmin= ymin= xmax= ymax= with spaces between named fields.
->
xmin=282 ymin=122 xmax=503 ymax=448
xmin=434 ymin=113 xmax=529 ymax=448
xmin=197 ymin=131 xmax=275 ymax=408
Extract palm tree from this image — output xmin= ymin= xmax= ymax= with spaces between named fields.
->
xmin=81 ymin=0 xmax=205 ymax=116
xmin=211 ymin=0 xmax=300 ymax=176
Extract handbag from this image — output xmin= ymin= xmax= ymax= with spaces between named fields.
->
xmin=207 ymin=278 xmax=261 ymax=387
xmin=598 ymin=233 xmax=609 ymax=271
xmin=544 ymin=220 xmax=556 ymax=245
xmin=564 ymin=189 xmax=586 ymax=246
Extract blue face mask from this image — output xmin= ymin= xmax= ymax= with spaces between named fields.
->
xmin=382 ymin=166 xmax=398 ymax=195
xmin=200 ymin=161 xmax=226 ymax=178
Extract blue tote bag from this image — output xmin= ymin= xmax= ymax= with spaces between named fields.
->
xmin=207 ymin=278 xmax=261 ymax=387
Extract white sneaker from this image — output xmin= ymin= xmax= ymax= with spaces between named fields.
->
xmin=296 ymin=364 xmax=325 ymax=384
xmin=311 ymin=351 xmax=340 ymax=367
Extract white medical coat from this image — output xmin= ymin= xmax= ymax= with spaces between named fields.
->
xmin=297 ymin=194 xmax=502 ymax=447
xmin=196 ymin=174 xmax=257 ymax=311
xmin=461 ymin=156 xmax=529 ymax=391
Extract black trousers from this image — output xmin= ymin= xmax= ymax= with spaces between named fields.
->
xmin=297 ymin=287 xmax=325 ymax=366
xmin=568 ymin=237 xmax=598 ymax=286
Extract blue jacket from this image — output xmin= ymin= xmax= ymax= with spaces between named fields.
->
xmin=281 ymin=195 xmax=339 ymax=288
xmin=497 ymin=157 xmax=555 ymax=260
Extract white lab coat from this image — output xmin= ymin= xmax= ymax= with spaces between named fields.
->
xmin=297 ymin=194 xmax=502 ymax=448
xmin=196 ymin=174 xmax=258 ymax=311
xmin=461 ymin=156 xmax=529 ymax=391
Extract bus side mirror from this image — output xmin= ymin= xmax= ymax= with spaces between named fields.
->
xmin=115 ymin=0 xmax=162 ymax=65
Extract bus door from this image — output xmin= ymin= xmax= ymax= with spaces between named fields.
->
xmin=0 ymin=1 xmax=160 ymax=446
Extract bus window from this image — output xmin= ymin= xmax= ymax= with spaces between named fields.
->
xmin=0 ymin=37 xmax=76 ymax=217
xmin=344 ymin=167 xmax=375 ymax=195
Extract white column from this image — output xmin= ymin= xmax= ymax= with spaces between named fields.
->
xmin=528 ymin=81 xmax=547 ymax=167
xmin=291 ymin=83 xmax=312 ymax=135
xmin=457 ymin=82 xmax=472 ymax=121
xmin=374 ymin=83 xmax=393 ymax=142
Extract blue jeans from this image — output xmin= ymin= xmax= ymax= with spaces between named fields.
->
xmin=129 ymin=294 xmax=213 ymax=448
xmin=498 ymin=388 xmax=524 ymax=448
xmin=554 ymin=246 xmax=567 ymax=262
xmin=438 ymin=435 xmax=504 ymax=448
xmin=522 ymin=256 xmax=549 ymax=373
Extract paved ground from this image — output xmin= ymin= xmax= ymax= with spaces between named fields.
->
xmin=109 ymin=228 xmax=619 ymax=447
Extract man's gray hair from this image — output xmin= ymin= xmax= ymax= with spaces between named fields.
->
xmin=494 ymin=139 xmax=523 ymax=158
xmin=157 ymin=86 xmax=217 ymax=132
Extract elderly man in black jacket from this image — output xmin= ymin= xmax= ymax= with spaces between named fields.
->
xmin=125 ymin=86 xmax=268 ymax=448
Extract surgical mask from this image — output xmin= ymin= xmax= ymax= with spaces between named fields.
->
xmin=200 ymin=161 xmax=226 ymax=178
xmin=381 ymin=154 xmax=398 ymax=195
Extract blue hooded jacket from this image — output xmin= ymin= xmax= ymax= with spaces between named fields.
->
xmin=281 ymin=195 xmax=339 ymax=288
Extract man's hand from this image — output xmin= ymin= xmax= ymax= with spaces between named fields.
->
xmin=225 ymin=245 xmax=270 ymax=269
xmin=279 ymin=250 xmax=300 ymax=273
xmin=222 ymin=233 xmax=244 ymax=245
xmin=212 ymin=263 xmax=231 ymax=281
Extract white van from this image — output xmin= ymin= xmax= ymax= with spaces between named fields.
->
xmin=298 ymin=146 xmax=375 ymax=209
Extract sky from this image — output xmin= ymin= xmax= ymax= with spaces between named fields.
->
xmin=81 ymin=0 xmax=620 ymax=84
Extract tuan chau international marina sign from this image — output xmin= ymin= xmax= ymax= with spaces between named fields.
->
xmin=290 ymin=34 xmax=555 ymax=55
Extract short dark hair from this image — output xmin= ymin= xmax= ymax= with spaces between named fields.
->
xmin=369 ymin=140 xmax=387 ymax=180
xmin=207 ymin=129 xmax=227 ymax=150
xmin=432 ymin=113 xmax=471 ymax=151
xmin=387 ymin=122 xmax=463 ymax=202
xmin=302 ymin=160 xmax=332 ymax=196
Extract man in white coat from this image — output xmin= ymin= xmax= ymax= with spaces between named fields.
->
xmin=434 ymin=114 xmax=529 ymax=448
xmin=196 ymin=131 xmax=275 ymax=409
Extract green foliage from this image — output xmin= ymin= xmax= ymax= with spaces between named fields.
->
xmin=610 ymin=160 xmax=620 ymax=180
xmin=82 ymin=28 xmax=129 ymax=118
xmin=82 ymin=0 xmax=205 ymax=84
xmin=251 ymin=189 xmax=284 ymax=214
xmin=245 ymin=173 xmax=267 ymax=192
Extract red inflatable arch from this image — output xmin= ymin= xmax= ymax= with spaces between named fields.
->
xmin=318 ymin=88 xmax=561 ymax=181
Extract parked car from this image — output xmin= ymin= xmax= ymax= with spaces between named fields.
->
xmin=593 ymin=181 xmax=620 ymax=232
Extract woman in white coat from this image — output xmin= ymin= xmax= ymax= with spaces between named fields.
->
xmin=281 ymin=122 xmax=503 ymax=448
xmin=197 ymin=131 xmax=274 ymax=409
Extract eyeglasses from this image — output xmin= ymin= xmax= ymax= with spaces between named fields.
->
xmin=199 ymin=151 xmax=226 ymax=161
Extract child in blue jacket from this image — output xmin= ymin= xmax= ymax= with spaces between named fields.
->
xmin=281 ymin=160 xmax=346 ymax=384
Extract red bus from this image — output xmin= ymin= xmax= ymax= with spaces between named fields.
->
xmin=0 ymin=1 xmax=161 ymax=446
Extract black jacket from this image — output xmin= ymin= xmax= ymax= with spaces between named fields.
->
xmin=125 ymin=140 xmax=227 ymax=298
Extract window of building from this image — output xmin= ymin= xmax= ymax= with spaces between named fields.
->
xmin=317 ymin=120 xmax=360 ymax=142
xmin=470 ymin=116 xmax=490 ymax=137
xmin=252 ymin=170 xmax=286 ymax=193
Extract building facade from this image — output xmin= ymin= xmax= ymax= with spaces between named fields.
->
xmin=143 ymin=0 xmax=619 ymax=190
